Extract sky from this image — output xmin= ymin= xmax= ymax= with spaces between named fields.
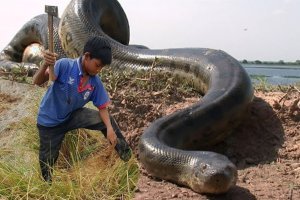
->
xmin=0 ymin=0 xmax=299 ymax=62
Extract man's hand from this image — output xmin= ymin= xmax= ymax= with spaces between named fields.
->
xmin=43 ymin=50 xmax=57 ymax=66
xmin=32 ymin=49 xmax=58 ymax=85
xmin=42 ymin=50 xmax=58 ymax=82
xmin=107 ymin=127 xmax=117 ymax=148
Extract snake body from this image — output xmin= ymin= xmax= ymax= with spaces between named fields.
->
xmin=0 ymin=0 xmax=253 ymax=194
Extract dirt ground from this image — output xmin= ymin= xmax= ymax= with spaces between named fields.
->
xmin=0 ymin=76 xmax=299 ymax=200
xmin=105 ymin=72 xmax=300 ymax=200
xmin=127 ymin=90 xmax=300 ymax=200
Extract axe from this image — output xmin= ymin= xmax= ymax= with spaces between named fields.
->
xmin=45 ymin=5 xmax=58 ymax=52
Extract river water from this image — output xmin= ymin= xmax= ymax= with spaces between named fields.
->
xmin=241 ymin=64 xmax=300 ymax=85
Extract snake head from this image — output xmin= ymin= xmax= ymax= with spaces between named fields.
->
xmin=188 ymin=152 xmax=237 ymax=194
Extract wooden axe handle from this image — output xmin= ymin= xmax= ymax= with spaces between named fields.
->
xmin=45 ymin=5 xmax=58 ymax=53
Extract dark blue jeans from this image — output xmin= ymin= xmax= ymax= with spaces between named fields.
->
xmin=37 ymin=107 xmax=131 ymax=182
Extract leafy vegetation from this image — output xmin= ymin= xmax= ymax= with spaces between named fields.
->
xmin=240 ymin=59 xmax=300 ymax=66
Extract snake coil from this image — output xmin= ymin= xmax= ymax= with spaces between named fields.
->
xmin=0 ymin=0 xmax=253 ymax=194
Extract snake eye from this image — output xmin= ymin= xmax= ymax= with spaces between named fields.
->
xmin=200 ymin=163 xmax=207 ymax=172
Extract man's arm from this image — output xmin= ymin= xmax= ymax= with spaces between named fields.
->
xmin=32 ymin=61 xmax=49 ymax=85
xmin=99 ymin=108 xmax=117 ymax=147
xmin=32 ymin=50 xmax=57 ymax=85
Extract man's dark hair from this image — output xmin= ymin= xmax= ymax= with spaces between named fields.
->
xmin=83 ymin=36 xmax=112 ymax=65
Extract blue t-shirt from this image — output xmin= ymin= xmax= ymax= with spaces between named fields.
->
xmin=37 ymin=57 xmax=110 ymax=127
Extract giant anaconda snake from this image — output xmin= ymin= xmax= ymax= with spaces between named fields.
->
xmin=0 ymin=0 xmax=253 ymax=194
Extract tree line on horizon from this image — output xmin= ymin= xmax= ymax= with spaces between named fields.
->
xmin=240 ymin=59 xmax=300 ymax=66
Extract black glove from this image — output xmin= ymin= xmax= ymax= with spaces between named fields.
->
xmin=115 ymin=138 xmax=132 ymax=162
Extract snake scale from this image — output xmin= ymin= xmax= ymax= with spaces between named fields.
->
xmin=0 ymin=0 xmax=253 ymax=194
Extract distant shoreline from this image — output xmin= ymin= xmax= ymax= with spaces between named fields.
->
xmin=239 ymin=60 xmax=300 ymax=66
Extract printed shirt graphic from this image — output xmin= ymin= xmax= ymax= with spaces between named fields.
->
xmin=67 ymin=77 xmax=75 ymax=85
xmin=37 ymin=57 xmax=110 ymax=127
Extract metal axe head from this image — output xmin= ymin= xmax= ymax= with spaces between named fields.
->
xmin=45 ymin=5 xmax=58 ymax=17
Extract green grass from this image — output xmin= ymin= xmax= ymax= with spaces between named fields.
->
xmin=252 ymin=75 xmax=300 ymax=92
xmin=0 ymin=88 xmax=139 ymax=200
xmin=101 ymin=68 xmax=202 ymax=97
xmin=0 ymin=157 xmax=138 ymax=199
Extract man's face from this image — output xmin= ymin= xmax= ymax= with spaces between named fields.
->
xmin=84 ymin=54 xmax=105 ymax=76
xmin=88 ymin=58 xmax=104 ymax=76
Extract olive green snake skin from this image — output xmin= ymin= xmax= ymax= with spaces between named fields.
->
xmin=0 ymin=0 xmax=253 ymax=194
